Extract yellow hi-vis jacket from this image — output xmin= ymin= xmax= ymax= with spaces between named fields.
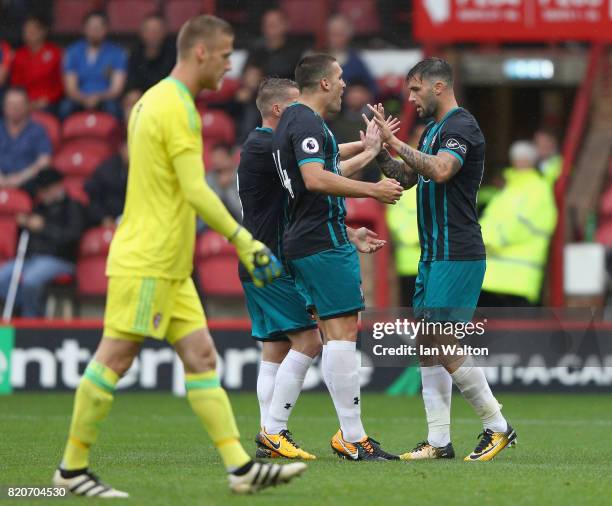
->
xmin=386 ymin=185 xmax=420 ymax=276
xmin=480 ymin=168 xmax=557 ymax=303
xmin=540 ymin=154 xmax=563 ymax=186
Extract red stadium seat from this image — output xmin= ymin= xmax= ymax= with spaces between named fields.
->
xmin=599 ymin=186 xmax=612 ymax=219
xmin=337 ymin=0 xmax=381 ymax=34
xmin=596 ymin=220 xmax=612 ymax=246
xmin=77 ymin=226 xmax=115 ymax=296
xmin=281 ymin=0 xmax=329 ymax=34
xmin=345 ymin=197 xmax=384 ymax=230
xmin=377 ymin=74 xmax=405 ymax=99
xmin=53 ymin=0 xmax=100 ymax=34
xmin=107 ymin=0 xmax=158 ymax=34
xmin=62 ymin=111 xmax=121 ymax=143
xmin=64 ymin=177 xmax=90 ymax=205
xmin=53 ymin=139 xmax=113 ymax=178
xmin=0 ymin=189 xmax=31 ymax=263
xmin=0 ymin=220 xmax=17 ymax=261
xmin=197 ymin=77 xmax=240 ymax=105
xmin=165 ymin=0 xmax=211 ymax=33
xmin=0 ymin=189 xmax=32 ymax=216
xmin=199 ymin=108 xmax=236 ymax=146
xmin=31 ymin=111 xmax=61 ymax=151
xmin=196 ymin=231 xmax=242 ymax=296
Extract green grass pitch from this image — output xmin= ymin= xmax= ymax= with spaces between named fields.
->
xmin=2 ymin=392 xmax=611 ymax=505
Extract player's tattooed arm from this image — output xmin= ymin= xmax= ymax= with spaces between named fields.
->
xmin=367 ymin=104 xmax=461 ymax=184
xmin=393 ymin=142 xmax=461 ymax=184
xmin=375 ymin=148 xmax=418 ymax=189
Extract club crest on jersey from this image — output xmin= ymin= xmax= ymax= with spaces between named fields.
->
xmin=153 ymin=313 xmax=162 ymax=329
xmin=302 ymin=137 xmax=319 ymax=154
xmin=445 ymin=138 xmax=467 ymax=154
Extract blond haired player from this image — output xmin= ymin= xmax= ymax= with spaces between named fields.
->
xmin=53 ymin=15 xmax=306 ymax=497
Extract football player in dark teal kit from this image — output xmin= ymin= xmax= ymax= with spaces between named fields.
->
xmin=369 ymin=57 xmax=516 ymax=462
xmin=239 ymin=78 xmax=388 ymax=460
xmin=272 ymin=54 xmax=403 ymax=460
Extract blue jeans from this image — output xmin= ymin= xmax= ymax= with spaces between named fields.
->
xmin=0 ymin=255 xmax=75 ymax=317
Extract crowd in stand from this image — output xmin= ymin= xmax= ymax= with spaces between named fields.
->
xmin=0 ymin=6 xmax=562 ymax=316
xmin=0 ymin=7 xmax=387 ymax=317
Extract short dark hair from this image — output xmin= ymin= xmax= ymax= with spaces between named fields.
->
xmin=256 ymin=78 xmax=298 ymax=117
xmin=177 ymin=15 xmax=233 ymax=59
xmin=83 ymin=10 xmax=109 ymax=26
xmin=294 ymin=53 xmax=336 ymax=91
xmin=24 ymin=14 xmax=50 ymax=30
xmin=407 ymin=57 xmax=453 ymax=86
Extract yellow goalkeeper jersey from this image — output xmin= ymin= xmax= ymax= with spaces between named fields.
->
xmin=106 ymin=77 xmax=202 ymax=279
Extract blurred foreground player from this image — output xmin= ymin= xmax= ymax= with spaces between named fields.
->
xmin=370 ymin=57 xmax=516 ymax=462
xmin=53 ymin=16 xmax=306 ymax=497
xmin=272 ymin=54 xmax=403 ymax=460
xmin=239 ymin=78 xmax=386 ymax=460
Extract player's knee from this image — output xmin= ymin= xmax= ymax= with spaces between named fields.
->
xmin=182 ymin=344 xmax=217 ymax=373
xmin=290 ymin=329 xmax=323 ymax=358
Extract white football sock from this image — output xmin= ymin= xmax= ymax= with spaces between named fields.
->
xmin=321 ymin=344 xmax=333 ymax=394
xmin=265 ymin=350 xmax=313 ymax=434
xmin=256 ymin=361 xmax=279 ymax=428
xmin=326 ymin=340 xmax=366 ymax=442
xmin=421 ymin=365 xmax=453 ymax=447
xmin=450 ymin=359 xmax=507 ymax=433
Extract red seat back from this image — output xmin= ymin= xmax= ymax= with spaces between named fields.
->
xmin=345 ymin=198 xmax=383 ymax=230
xmin=377 ymin=74 xmax=405 ymax=99
xmin=281 ymin=0 xmax=328 ymax=34
xmin=337 ymin=0 xmax=381 ymax=34
xmin=0 ymin=219 xmax=17 ymax=261
xmin=54 ymin=139 xmax=113 ymax=178
xmin=53 ymin=0 xmax=100 ymax=34
xmin=166 ymin=0 xmax=206 ymax=33
xmin=62 ymin=111 xmax=121 ymax=143
xmin=31 ymin=111 xmax=62 ymax=151
xmin=196 ymin=231 xmax=242 ymax=296
xmin=197 ymin=77 xmax=240 ymax=105
xmin=0 ymin=189 xmax=32 ymax=216
xmin=599 ymin=186 xmax=612 ymax=219
xmin=596 ymin=220 xmax=612 ymax=246
xmin=199 ymin=108 xmax=236 ymax=146
xmin=107 ymin=0 xmax=158 ymax=33
xmin=77 ymin=226 xmax=115 ymax=296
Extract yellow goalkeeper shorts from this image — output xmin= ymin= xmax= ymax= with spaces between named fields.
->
xmin=103 ymin=276 xmax=207 ymax=344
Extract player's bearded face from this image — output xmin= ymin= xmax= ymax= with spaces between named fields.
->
xmin=408 ymin=76 xmax=436 ymax=118
xmin=199 ymin=34 xmax=234 ymax=91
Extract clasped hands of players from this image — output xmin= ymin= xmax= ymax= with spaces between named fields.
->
xmin=358 ymin=106 xmax=404 ymax=205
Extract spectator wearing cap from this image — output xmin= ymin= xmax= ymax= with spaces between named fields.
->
xmin=59 ymin=11 xmax=127 ymax=119
xmin=0 ymin=87 xmax=52 ymax=191
xmin=127 ymin=14 xmax=176 ymax=94
xmin=10 ymin=15 xmax=63 ymax=113
xmin=325 ymin=14 xmax=378 ymax=96
xmin=244 ymin=9 xmax=304 ymax=80
xmin=0 ymin=168 xmax=85 ymax=317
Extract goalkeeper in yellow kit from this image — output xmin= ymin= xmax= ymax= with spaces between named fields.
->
xmin=53 ymin=15 xmax=306 ymax=497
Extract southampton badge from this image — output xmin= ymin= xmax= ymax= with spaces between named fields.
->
xmin=301 ymin=137 xmax=319 ymax=154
